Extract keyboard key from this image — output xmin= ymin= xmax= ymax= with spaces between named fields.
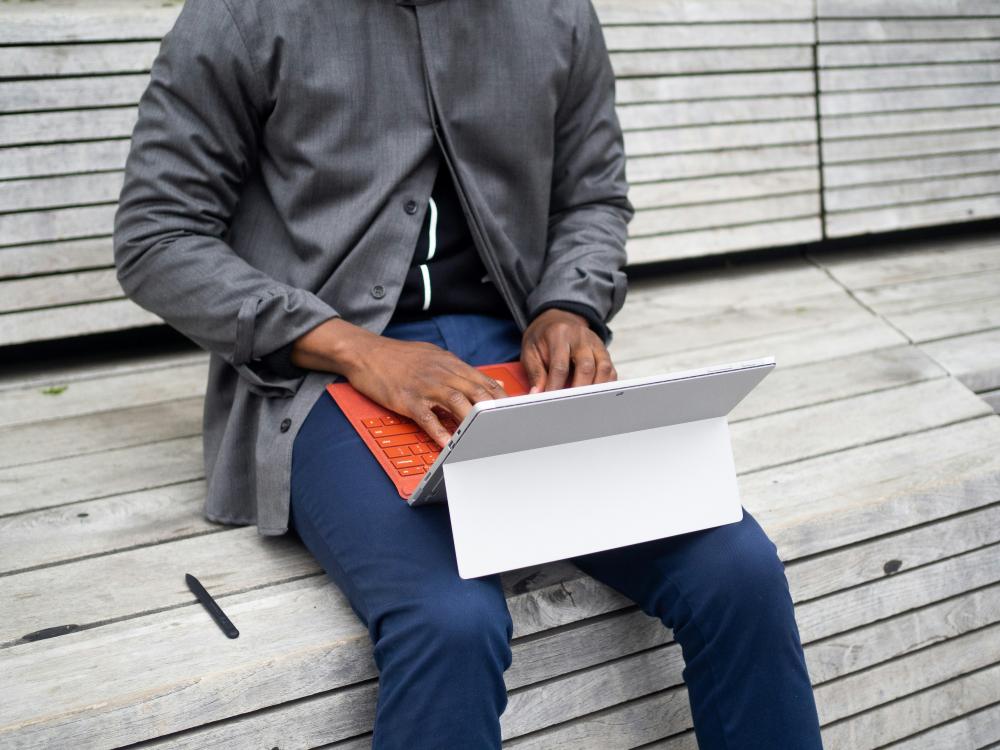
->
xmin=384 ymin=447 xmax=410 ymax=458
xmin=398 ymin=466 xmax=425 ymax=477
xmin=422 ymin=454 xmax=437 ymax=466
xmin=381 ymin=415 xmax=402 ymax=426
xmin=375 ymin=434 xmax=419 ymax=448
xmin=417 ymin=433 xmax=436 ymax=443
xmin=362 ymin=418 xmax=383 ymax=428
xmin=441 ymin=418 xmax=458 ymax=431
xmin=369 ymin=424 xmax=422 ymax=438
xmin=392 ymin=457 xmax=421 ymax=469
xmin=409 ymin=443 xmax=430 ymax=455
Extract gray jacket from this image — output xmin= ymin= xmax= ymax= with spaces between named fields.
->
xmin=114 ymin=0 xmax=632 ymax=534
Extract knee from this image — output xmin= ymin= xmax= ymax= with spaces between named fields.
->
xmin=702 ymin=516 xmax=791 ymax=619
xmin=407 ymin=581 xmax=512 ymax=662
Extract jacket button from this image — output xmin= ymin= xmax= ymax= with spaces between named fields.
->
xmin=279 ymin=418 xmax=291 ymax=433
xmin=404 ymin=200 xmax=418 ymax=215
xmin=371 ymin=285 xmax=385 ymax=299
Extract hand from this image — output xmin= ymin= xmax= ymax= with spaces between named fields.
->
xmin=521 ymin=308 xmax=617 ymax=393
xmin=290 ymin=318 xmax=508 ymax=446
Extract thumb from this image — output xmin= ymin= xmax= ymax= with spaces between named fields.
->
xmin=521 ymin=344 xmax=547 ymax=394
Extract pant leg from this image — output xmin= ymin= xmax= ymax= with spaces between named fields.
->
xmin=290 ymin=315 xmax=521 ymax=750
xmin=573 ymin=512 xmax=823 ymax=750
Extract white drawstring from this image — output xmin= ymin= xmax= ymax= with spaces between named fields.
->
xmin=427 ymin=197 xmax=438 ymax=261
xmin=420 ymin=264 xmax=432 ymax=311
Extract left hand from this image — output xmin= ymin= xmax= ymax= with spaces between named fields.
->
xmin=521 ymin=308 xmax=617 ymax=393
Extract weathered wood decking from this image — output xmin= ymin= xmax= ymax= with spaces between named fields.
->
xmin=2 ymin=231 xmax=999 ymax=749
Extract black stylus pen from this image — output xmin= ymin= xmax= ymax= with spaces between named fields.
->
xmin=186 ymin=573 xmax=240 ymax=639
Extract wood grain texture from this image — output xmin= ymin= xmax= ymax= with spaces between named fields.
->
xmin=853 ymin=268 xmax=1000 ymax=315
xmin=886 ymin=698 xmax=1000 ymax=750
xmin=0 ymin=238 xmax=114 ymax=279
xmin=0 ymin=42 xmax=159 ymax=79
xmin=0 ymin=269 xmax=122 ymax=315
xmin=602 ymin=22 xmax=815 ymax=51
xmin=821 ymin=662 xmax=1000 ymax=750
xmin=0 ymin=203 xmax=117 ymax=248
xmin=0 ymin=397 xmax=203 ymax=470
xmin=626 ymin=217 xmax=822 ymax=264
xmin=0 ymin=2 xmax=181 ymax=44
xmin=818 ymin=0 xmax=1000 ymax=17
xmin=0 ymin=435 xmax=203 ymax=517
xmin=821 ymin=104 xmax=1000 ymax=140
xmin=0 ymin=107 xmax=138 ymax=148
xmin=822 ymin=127 xmax=1000 ymax=164
xmin=818 ymin=18 xmax=1000 ymax=44
xmin=741 ymin=416 xmax=1000 ymax=560
xmin=0 ymin=360 xmax=208 ymax=428
xmin=629 ymin=169 xmax=819 ymax=211
xmin=0 ymin=172 xmax=124 ymax=214
xmin=820 ymin=40 xmax=1000 ymax=68
xmin=0 ymin=349 xmax=205 ymax=393
xmin=825 ymin=173 xmax=1000 ymax=213
xmin=594 ymin=0 xmax=815 ymax=25
xmin=805 ymin=582 xmax=1000 ymax=684
xmin=820 ymin=83 xmax=1000 ymax=117
xmin=0 ymin=481 xmax=215 ymax=575
xmin=616 ymin=71 xmax=815 ymax=106
xmin=624 ymin=119 xmax=817 ymax=159
xmin=883 ymin=288 xmax=1000 ymax=342
xmin=630 ymin=192 xmax=820 ymax=237
xmin=825 ymin=193 xmax=1000 ymax=238
xmin=626 ymin=143 xmax=819 ymax=183
xmin=611 ymin=46 xmax=813 ymax=78
xmin=616 ymin=95 xmax=815 ymax=131
xmin=823 ymin=150 xmax=1000 ymax=189
xmin=821 ymin=62 xmax=1000 ymax=93
xmin=786 ymin=503 xmax=1000 ymax=602
xmin=921 ymin=328 xmax=1000 ymax=393
xmin=0 ymin=140 xmax=131 ymax=181
xmin=0 ymin=74 xmax=150 ymax=115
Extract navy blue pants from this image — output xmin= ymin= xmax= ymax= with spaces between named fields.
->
xmin=291 ymin=314 xmax=822 ymax=750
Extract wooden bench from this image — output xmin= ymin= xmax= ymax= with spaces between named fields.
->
xmin=3 ymin=230 xmax=1000 ymax=748
xmin=3 ymin=0 xmax=998 ymax=346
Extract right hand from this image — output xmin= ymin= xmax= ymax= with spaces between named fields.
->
xmin=290 ymin=318 xmax=508 ymax=447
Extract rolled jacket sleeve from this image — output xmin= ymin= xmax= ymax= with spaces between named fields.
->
xmin=113 ymin=0 xmax=337 ymax=395
xmin=526 ymin=1 xmax=633 ymax=328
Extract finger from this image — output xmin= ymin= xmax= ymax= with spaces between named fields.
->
xmin=521 ymin=343 xmax=548 ymax=394
xmin=431 ymin=385 xmax=476 ymax=423
xmin=472 ymin=371 xmax=509 ymax=400
xmin=412 ymin=407 xmax=452 ymax=447
xmin=570 ymin=344 xmax=598 ymax=388
xmin=593 ymin=344 xmax=616 ymax=385
xmin=544 ymin=331 xmax=572 ymax=392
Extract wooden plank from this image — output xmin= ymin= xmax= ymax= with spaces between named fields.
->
xmin=0 ymin=238 xmax=114 ymax=279
xmin=0 ymin=435 xmax=203 ymax=517
xmin=602 ymin=22 xmax=815 ymax=51
xmin=624 ymin=119 xmax=817 ymax=158
xmin=0 ymin=298 xmax=162 ymax=347
xmin=501 ymin=645 xmax=685 ymax=740
xmin=0 ymin=107 xmax=138 ymax=148
xmin=731 ymin=377 xmax=992 ymax=475
xmin=0 ymin=74 xmax=150 ymax=115
xmin=821 ymin=662 xmax=1000 ymax=750
xmin=0 ymin=269 xmax=122 ymax=315
xmin=805 ymin=582 xmax=1000 ymax=684
xmin=982 ymin=390 xmax=1000 ymax=414
xmin=796 ymin=542 xmax=1000 ymax=643
xmin=826 ymin=173 xmax=1000 ymax=213
xmin=0 ymin=359 xmax=208 ymax=428
xmin=630 ymin=192 xmax=820 ymax=237
xmin=819 ymin=40 xmax=1000 ymax=67
xmin=818 ymin=18 xmax=1000 ymax=44
xmin=825 ymin=193 xmax=1000 ymax=238
xmin=0 ymin=3 xmax=181 ymax=44
xmin=617 ymin=95 xmax=816 ymax=131
xmin=617 ymin=257 xmax=839 ymax=330
xmin=921 ymin=328 xmax=1000 ymax=393
xmin=0 ymin=171 xmax=124 ymax=213
xmin=616 ymin=71 xmax=815 ymax=106
xmin=823 ymin=150 xmax=1000 ymax=189
xmin=821 ymin=104 xmax=1000 ymax=140
xmin=821 ymin=62 xmax=1000 ymax=93
xmin=0 ymin=526 xmax=321 ymax=645
xmin=853 ymin=267 xmax=1000 ymax=315
xmin=820 ymin=83 xmax=1000 ymax=117
xmin=0 ymin=42 xmax=159 ymax=79
xmin=638 ymin=731 xmax=698 ymax=750
xmin=728 ymin=345 xmax=945 ymax=422
xmin=611 ymin=46 xmax=813 ymax=78
xmin=0 ymin=396 xmax=203 ymax=470
xmin=594 ymin=0 xmax=815 ymax=25
xmin=885 ymin=291 xmax=1000 ymax=343
xmin=886 ymin=699 xmax=1000 ymax=750
xmin=0 ymin=480 xmax=216 ymax=575
xmin=616 ymin=319 xmax=907 ymax=380
xmin=626 ymin=143 xmax=819 ymax=183
xmin=818 ymin=0 xmax=1000 ymax=18
xmin=629 ymin=168 xmax=819 ymax=211
xmin=815 ymin=622 xmax=1000 ymax=725
xmin=810 ymin=233 xmax=1000 ymax=288
xmin=0 ymin=204 xmax=116 ymax=247
xmin=611 ymin=292 xmax=872 ymax=363
xmin=822 ymin=128 xmax=1000 ymax=164
xmin=0 ymin=140 xmax=131 ymax=181
xmin=504 ymin=686 xmax=691 ymax=750
xmin=741 ymin=416 xmax=1000 ymax=560
xmin=785 ymin=502 xmax=1000 ymax=602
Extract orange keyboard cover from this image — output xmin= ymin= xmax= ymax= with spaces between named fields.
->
xmin=326 ymin=361 xmax=531 ymax=499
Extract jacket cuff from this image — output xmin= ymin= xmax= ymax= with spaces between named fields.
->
xmin=531 ymin=300 xmax=610 ymax=345
xmin=258 ymin=341 xmax=303 ymax=380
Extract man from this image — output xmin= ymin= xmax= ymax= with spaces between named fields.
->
xmin=115 ymin=1 xmax=823 ymax=747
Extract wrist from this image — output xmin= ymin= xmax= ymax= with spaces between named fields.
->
xmin=290 ymin=317 xmax=373 ymax=376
